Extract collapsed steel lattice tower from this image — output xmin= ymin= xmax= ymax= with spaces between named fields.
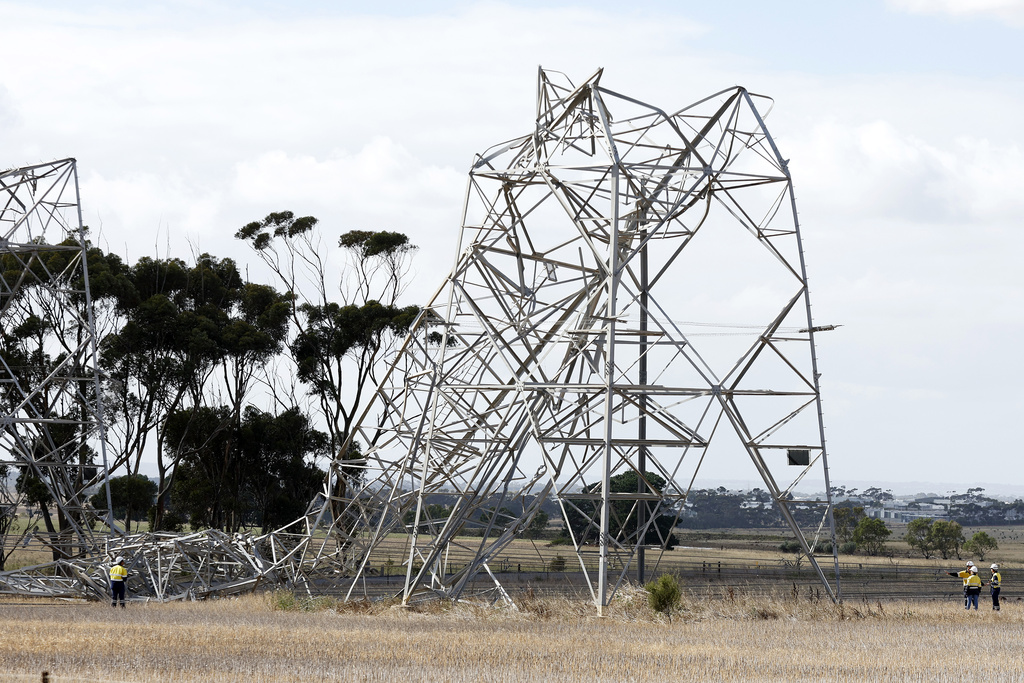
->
xmin=0 ymin=70 xmax=840 ymax=607
xmin=0 ymin=158 xmax=116 ymax=563
xmin=312 ymin=68 xmax=840 ymax=610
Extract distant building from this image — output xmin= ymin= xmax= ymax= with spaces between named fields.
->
xmin=865 ymin=501 xmax=950 ymax=523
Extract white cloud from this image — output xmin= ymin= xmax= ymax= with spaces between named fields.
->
xmin=3 ymin=1 xmax=1024 ymax=486
xmin=788 ymin=120 xmax=1024 ymax=224
xmin=0 ymin=85 xmax=18 ymax=129
xmin=888 ymin=0 xmax=1024 ymax=24
xmin=0 ymin=2 xmax=715 ymax=258
xmin=955 ymin=137 xmax=1024 ymax=220
xmin=81 ymin=171 xmax=223 ymax=260
xmin=232 ymin=138 xmax=463 ymax=219
xmin=231 ymin=139 xmax=466 ymax=287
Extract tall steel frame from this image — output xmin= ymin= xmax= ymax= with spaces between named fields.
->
xmin=0 ymin=158 xmax=116 ymax=564
xmin=304 ymin=68 xmax=840 ymax=610
xmin=0 ymin=71 xmax=840 ymax=608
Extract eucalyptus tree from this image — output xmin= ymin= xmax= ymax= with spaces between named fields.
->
xmin=164 ymin=404 xmax=327 ymax=533
xmin=101 ymin=255 xmax=226 ymax=529
xmin=0 ymin=465 xmax=17 ymax=570
xmin=101 ymin=256 xmax=197 ymax=476
xmin=563 ymin=472 xmax=679 ymax=549
xmin=235 ymin=405 xmax=328 ymax=533
xmin=87 ymin=473 xmax=158 ymax=533
xmin=235 ymin=213 xmax=421 ymax=501
xmin=163 ymin=405 xmax=231 ymax=530
xmin=100 ymin=253 xmax=291 ymax=529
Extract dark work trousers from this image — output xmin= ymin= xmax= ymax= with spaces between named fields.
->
xmin=111 ymin=580 xmax=126 ymax=607
xmin=991 ymin=587 xmax=1001 ymax=610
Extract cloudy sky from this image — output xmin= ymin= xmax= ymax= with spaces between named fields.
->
xmin=2 ymin=0 xmax=1022 ymax=493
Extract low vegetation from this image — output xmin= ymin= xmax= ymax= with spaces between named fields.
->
xmin=645 ymin=573 xmax=682 ymax=619
xmin=1 ymin=588 xmax=1021 ymax=682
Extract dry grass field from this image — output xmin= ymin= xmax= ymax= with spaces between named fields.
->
xmin=1 ymin=588 xmax=1022 ymax=682
xmin=3 ymin=524 xmax=1022 ymax=681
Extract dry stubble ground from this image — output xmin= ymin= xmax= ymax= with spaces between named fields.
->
xmin=1 ymin=589 xmax=1023 ymax=682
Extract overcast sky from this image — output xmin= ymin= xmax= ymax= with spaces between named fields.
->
xmin=2 ymin=0 xmax=1023 ymax=493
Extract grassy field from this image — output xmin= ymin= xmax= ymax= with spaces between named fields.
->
xmin=2 ymin=525 xmax=1021 ymax=681
xmin=0 ymin=588 xmax=1021 ymax=682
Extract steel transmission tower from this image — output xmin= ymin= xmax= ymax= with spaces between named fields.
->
xmin=0 ymin=74 xmax=840 ymax=608
xmin=307 ymin=68 xmax=840 ymax=610
xmin=0 ymin=159 xmax=116 ymax=564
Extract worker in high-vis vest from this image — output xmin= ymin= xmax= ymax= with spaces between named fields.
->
xmin=109 ymin=557 xmax=128 ymax=608
xmin=947 ymin=560 xmax=975 ymax=608
xmin=964 ymin=566 xmax=983 ymax=610
xmin=987 ymin=563 xmax=1002 ymax=611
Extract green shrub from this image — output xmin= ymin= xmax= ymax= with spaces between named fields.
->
xmin=269 ymin=590 xmax=336 ymax=612
xmin=645 ymin=573 xmax=681 ymax=618
xmin=839 ymin=541 xmax=858 ymax=554
xmin=270 ymin=590 xmax=299 ymax=611
xmin=548 ymin=554 xmax=567 ymax=571
xmin=780 ymin=539 xmax=835 ymax=553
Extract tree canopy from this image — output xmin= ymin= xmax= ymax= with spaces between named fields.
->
xmin=852 ymin=517 xmax=891 ymax=556
xmin=903 ymin=518 xmax=966 ymax=560
xmin=964 ymin=531 xmax=998 ymax=561
xmin=562 ymin=472 xmax=678 ymax=549
xmin=2 ymin=213 xmax=424 ymax=549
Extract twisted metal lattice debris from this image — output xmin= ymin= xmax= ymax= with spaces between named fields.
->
xmin=1 ymin=531 xmax=280 ymax=601
xmin=304 ymin=67 xmax=841 ymax=610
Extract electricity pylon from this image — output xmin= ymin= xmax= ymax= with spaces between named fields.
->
xmin=312 ymin=68 xmax=840 ymax=610
xmin=0 ymin=158 xmax=116 ymax=563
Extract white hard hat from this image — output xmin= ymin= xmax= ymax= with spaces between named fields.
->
xmin=991 ymin=564 xmax=999 ymax=570
xmin=966 ymin=561 xmax=974 ymax=567
xmin=970 ymin=566 xmax=978 ymax=573
xmin=115 ymin=557 xmax=124 ymax=564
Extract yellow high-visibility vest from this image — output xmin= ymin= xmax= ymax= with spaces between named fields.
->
xmin=966 ymin=573 xmax=982 ymax=589
xmin=991 ymin=572 xmax=1001 ymax=588
xmin=110 ymin=564 xmax=127 ymax=582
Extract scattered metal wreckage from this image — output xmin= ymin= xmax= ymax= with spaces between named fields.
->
xmin=0 ymin=530 xmax=281 ymax=601
xmin=1 ymin=68 xmax=840 ymax=609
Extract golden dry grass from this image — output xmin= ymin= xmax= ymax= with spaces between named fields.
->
xmin=1 ymin=589 xmax=1022 ymax=682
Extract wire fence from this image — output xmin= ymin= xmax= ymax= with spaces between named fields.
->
xmin=3 ymin=529 xmax=1006 ymax=605
xmin=333 ymin=549 xmax=1001 ymax=603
